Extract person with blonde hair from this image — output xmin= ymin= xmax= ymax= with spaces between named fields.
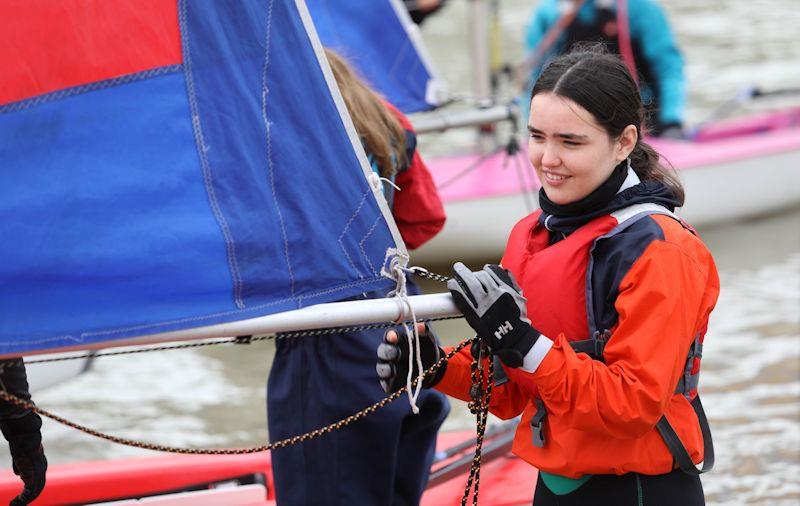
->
xmin=267 ymin=48 xmax=449 ymax=505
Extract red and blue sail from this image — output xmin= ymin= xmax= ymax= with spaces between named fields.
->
xmin=0 ymin=0 xmax=404 ymax=355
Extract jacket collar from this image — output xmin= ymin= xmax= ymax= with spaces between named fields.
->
xmin=539 ymin=166 xmax=681 ymax=235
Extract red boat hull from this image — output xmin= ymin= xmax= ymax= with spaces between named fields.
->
xmin=0 ymin=429 xmax=536 ymax=505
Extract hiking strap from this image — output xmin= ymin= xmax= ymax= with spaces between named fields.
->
xmin=655 ymin=395 xmax=715 ymax=475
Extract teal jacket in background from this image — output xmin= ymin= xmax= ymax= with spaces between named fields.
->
xmin=525 ymin=0 xmax=685 ymax=130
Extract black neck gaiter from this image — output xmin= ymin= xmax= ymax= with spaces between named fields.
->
xmin=538 ymin=161 xmax=629 ymax=218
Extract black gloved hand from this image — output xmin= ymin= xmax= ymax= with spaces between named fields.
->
xmin=447 ymin=263 xmax=540 ymax=368
xmin=1 ymin=412 xmax=47 ymax=505
xmin=376 ymin=323 xmax=446 ymax=393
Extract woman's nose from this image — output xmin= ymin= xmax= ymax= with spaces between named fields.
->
xmin=539 ymin=144 xmax=560 ymax=168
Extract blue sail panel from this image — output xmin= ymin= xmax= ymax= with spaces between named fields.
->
xmin=0 ymin=0 xmax=404 ymax=356
xmin=306 ymin=0 xmax=445 ymax=113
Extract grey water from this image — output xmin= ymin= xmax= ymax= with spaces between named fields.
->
xmin=8 ymin=1 xmax=800 ymax=504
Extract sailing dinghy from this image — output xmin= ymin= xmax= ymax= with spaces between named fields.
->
xmin=0 ymin=0 xmax=473 ymax=503
xmin=0 ymin=0 xmax=460 ymax=359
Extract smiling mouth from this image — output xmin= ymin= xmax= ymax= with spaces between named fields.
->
xmin=543 ymin=171 xmax=570 ymax=182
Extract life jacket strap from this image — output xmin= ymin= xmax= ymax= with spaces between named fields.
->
xmin=655 ymin=395 xmax=715 ymax=475
xmin=492 ymin=355 xmax=510 ymax=387
xmin=674 ymin=337 xmax=703 ymax=397
xmin=569 ymin=329 xmax=611 ymax=361
xmin=530 ymin=398 xmax=547 ymax=448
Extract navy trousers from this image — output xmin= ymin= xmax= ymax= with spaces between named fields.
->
xmin=267 ymin=283 xmax=450 ymax=506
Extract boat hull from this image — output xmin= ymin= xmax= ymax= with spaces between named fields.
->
xmin=0 ymin=428 xmax=535 ymax=505
xmin=413 ymin=109 xmax=800 ymax=264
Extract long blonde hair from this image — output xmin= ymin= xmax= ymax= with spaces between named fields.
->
xmin=324 ymin=48 xmax=408 ymax=178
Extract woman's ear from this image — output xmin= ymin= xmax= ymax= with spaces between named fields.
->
xmin=615 ymin=124 xmax=638 ymax=162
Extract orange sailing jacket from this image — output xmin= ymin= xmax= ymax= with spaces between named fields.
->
xmin=436 ymin=183 xmax=719 ymax=477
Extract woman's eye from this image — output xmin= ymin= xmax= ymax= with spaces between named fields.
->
xmin=563 ymin=140 xmax=581 ymax=147
xmin=529 ymin=134 xmax=544 ymax=141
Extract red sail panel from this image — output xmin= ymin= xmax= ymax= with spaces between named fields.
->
xmin=0 ymin=0 xmax=182 ymax=105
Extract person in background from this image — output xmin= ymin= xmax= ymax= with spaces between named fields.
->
xmin=525 ymin=0 xmax=686 ymax=138
xmin=267 ymin=49 xmax=449 ymax=506
xmin=379 ymin=47 xmax=717 ymax=505
xmin=405 ymin=0 xmax=449 ymax=25
xmin=0 ymin=360 xmax=47 ymax=505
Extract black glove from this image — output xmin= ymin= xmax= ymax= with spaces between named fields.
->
xmin=1 ymin=412 xmax=47 ymax=505
xmin=376 ymin=323 xmax=446 ymax=393
xmin=447 ymin=263 xmax=540 ymax=368
xmin=657 ymin=122 xmax=686 ymax=140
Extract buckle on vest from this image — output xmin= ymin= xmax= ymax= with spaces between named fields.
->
xmin=530 ymin=399 xmax=547 ymax=448
xmin=677 ymin=336 xmax=704 ymax=398
xmin=690 ymin=338 xmax=703 ymax=359
xmin=592 ymin=329 xmax=612 ymax=358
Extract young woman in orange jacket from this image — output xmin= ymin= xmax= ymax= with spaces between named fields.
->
xmin=377 ymin=47 xmax=718 ymax=505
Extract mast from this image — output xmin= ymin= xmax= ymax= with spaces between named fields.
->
xmin=468 ymin=0 xmax=499 ymax=151
xmin=469 ymin=0 xmax=492 ymax=108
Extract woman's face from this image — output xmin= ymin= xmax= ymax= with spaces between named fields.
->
xmin=527 ymin=92 xmax=634 ymax=205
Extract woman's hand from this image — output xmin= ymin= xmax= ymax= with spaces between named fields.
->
xmin=447 ymin=263 xmax=541 ymax=368
xmin=376 ymin=323 xmax=446 ymax=393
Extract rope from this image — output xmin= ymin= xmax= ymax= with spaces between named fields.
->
xmin=462 ymin=342 xmax=494 ymax=505
xmin=385 ymin=252 xmax=425 ymax=414
xmin=0 ymin=340 xmax=471 ymax=455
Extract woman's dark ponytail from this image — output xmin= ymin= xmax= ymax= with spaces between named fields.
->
xmin=630 ymin=139 xmax=685 ymax=205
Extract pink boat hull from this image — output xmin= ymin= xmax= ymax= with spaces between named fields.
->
xmin=414 ymin=108 xmax=800 ymax=263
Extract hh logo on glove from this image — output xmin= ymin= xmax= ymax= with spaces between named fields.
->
xmin=495 ymin=321 xmax=513 ymax=340
xmin=447 ymin=263 xmax=540 ymax=368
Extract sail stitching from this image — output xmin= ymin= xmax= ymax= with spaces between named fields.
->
xmin=179 ymin=0 xmax=246 ymax=309
xmin=388 ymin=40 xmax=410 ymax=83
xmin=338 ymin=189 xmax=371 ymax=278
xmin=358 ymin=214 xmax=384 ymax=277
xmin=262 ymin=0 xmax=296 ymax=299
xmin=0 ymin=64 xmax=183 ymax=115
